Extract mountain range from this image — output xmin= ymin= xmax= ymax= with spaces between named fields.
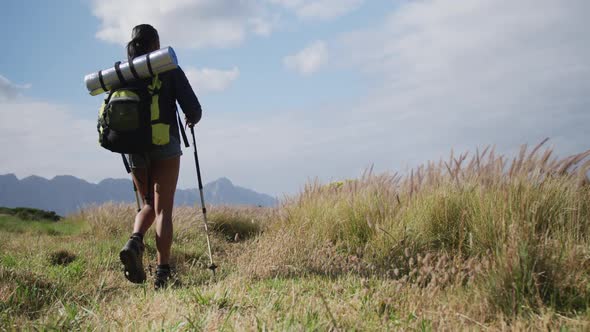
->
xmin=0 ymin=174 xmax=277 ymax=216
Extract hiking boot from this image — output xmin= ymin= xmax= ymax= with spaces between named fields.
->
xmin=154 ymin=265 xmax=171 ymax=290
xmin=119 ymin=236 xmax=146 ymax=284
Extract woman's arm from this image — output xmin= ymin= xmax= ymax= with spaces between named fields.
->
xmin=174 ymin=67 xmax=202 ymax=127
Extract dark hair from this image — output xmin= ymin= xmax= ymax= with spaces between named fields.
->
xmin=126 ymin=24 xmax=159 ymax=60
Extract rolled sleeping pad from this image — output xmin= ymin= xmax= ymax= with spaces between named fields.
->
xmin=84 ymin=46 xmax=178 ymax=96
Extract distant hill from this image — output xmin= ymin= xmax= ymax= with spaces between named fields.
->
xmin=0 ymin=174 xmax=277 ymax=216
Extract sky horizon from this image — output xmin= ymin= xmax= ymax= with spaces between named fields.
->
xmin=1 ymin=0 xmax=589 ymax=197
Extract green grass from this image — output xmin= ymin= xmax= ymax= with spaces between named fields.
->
xmin=1 ymin=142 xmax=589 ymax=330
xmin=0 ymin=215 xmax=85 ymax=235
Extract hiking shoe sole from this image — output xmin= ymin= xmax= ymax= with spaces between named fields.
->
xmin=119 ymin=246 xmax=146 ymax=284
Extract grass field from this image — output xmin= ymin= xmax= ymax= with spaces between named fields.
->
xmin=1 ymin=142 xmax=590 ymax=330
xmin=0 ymin=215 xmax=82 ymax=236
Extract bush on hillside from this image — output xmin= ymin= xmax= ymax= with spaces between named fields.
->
xmin=0 ymin=207 xmax=61 ymax=221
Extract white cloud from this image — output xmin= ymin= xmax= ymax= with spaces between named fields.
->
xmin=325 ymin=0 xmax=590 ymax=163
xmin=185 ymin=67 xmax=240 ymax=93
xmin=0 ymin=99 xmax=126 ymax=183
xmin=0 ymin=74 xmax=123 ymax=183
xmin=268 ymin=0 xmax=364 ymax=20
xmin=91 ymin=0 xmax=273 ymax=49
xmin=0 ymin=75 xmax=31 ymax=102
xmin=91 ymin=0 xmax=364 ymax=49
xmin=284 ymin=41 xmax=328 ymax=75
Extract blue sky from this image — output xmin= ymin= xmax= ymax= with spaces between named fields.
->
xmin=1 ymin=0 xmax=589 ymax=196
xmin=0 ymin=0 xmax=375 ymax=114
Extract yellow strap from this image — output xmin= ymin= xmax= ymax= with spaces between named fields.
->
xmin=149 ymin=75 xmax=162 ymax=121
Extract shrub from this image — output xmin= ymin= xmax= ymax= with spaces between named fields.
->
xmin=0 ymin=207 xmax=61 ymax=221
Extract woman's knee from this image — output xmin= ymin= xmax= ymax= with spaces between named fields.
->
xmin=140 ymin=204 xmax=155 ymax=216
xmin=155 ymin=209 xmax=173 ymax=223
xmin=153 ymin=182 xmax=177 ymax=214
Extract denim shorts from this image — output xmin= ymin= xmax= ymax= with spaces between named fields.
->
xmin=128 ymin=135 xmax=182 ymax=168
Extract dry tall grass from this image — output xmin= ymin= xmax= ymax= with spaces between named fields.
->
xmin=2 ymin=141 xmax=590 ymax=330
xmin=239 ymin=141 xmax=590 ymax=317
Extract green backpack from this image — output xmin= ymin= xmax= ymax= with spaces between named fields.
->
xmin=97 ymin=75 xmax=168 ymax=154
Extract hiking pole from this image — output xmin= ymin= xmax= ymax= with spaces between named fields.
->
xmin=122 ymin=154 xmax=141 ymax=212
xmin=132 ymin=183 xmax=141 ymax=212
xmin=190 ymin=127 xmax=217 ymax=276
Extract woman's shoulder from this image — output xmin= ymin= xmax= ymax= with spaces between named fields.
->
xmin=159 ymin=66 xmax=187 ymax=82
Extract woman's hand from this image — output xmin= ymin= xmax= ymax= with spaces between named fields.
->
xmin=185 ymin=116 xmax=195 ymax=129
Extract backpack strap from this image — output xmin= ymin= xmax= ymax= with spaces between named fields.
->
xmin=103 ymin=86 xmax=121 ymax=105
xmin=176 ymin=108 xmax=190 ymax=148
xmin=146 ymin=53 xmax=155 ymax=77
xmin=98 ymin=70 xmax=108 ymax=92
xmin=114 ymin=61 xmax=127 ymax=85
xmin=121 ymin=154 xmax=132 ymax=174
xmin=128 ymin=59 xmax=140 ymax=80
xmin=147 ymin=75 xmax=161 ymax=96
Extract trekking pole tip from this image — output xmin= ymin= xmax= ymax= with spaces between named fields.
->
xmin=208 ymin=263 xmax=218 ymax=275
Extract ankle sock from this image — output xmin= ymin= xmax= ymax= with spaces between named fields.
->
xmin=131 ymin=232 xmax=144 ymax=242
xmin=157 ymin=264 xmax=170 ymax=272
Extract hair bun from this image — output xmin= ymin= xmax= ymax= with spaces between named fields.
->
xmin=127 ymin=25 xmax=159 ymax=60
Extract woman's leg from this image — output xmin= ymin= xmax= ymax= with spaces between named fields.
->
xmin=131 ymin=167 xmax=155 ymax=235
xmin=150 ymin=156 xmax=180 ymax=265
xmin=120 ymin=165 xmax=155 ymax=284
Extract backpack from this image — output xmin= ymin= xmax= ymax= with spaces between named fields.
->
xmin=97 ymin=75 xmax=164 ymax=154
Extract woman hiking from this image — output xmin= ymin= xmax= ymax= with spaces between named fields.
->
xmin=118 ymin=24 xmax=202 ymax=289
